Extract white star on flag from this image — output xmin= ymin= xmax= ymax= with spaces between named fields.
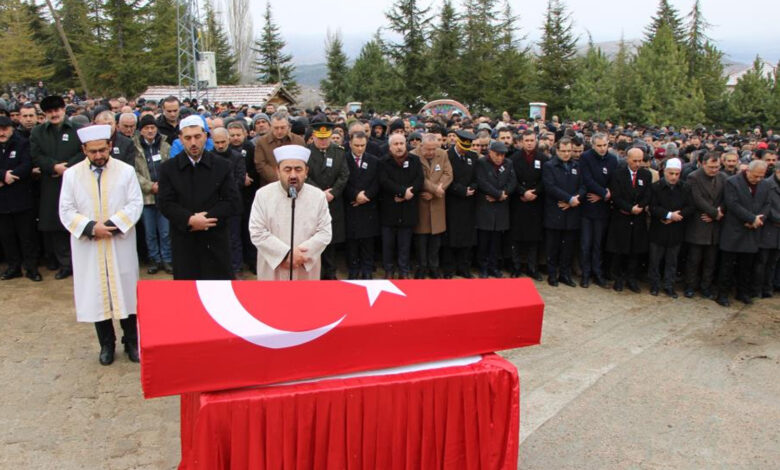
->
xmin=342 ymin=280 xmax=406 ymax=306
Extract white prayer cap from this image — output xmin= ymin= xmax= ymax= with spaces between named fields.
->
xmin=665 ymin=158 xmax=682 ymax=170
xmin=77 ymin=124 xmax=111 ymax=144
xmin=273 ymin=145 xmax=310 ymax=164
xmin=179 ymin=114 xmax=205 ymax=130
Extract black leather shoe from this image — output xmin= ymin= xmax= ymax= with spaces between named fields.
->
xmin=580 ymin=277 xmax=590 ymax=288
xmin=147 ymin=263 xmax=160 ymax=275
xmin=547 ymin=277 xmax=559 ymax=287
xmin=1 ymin=268 xmax=22 ymax=280
xmin=594 ymin=275 xmax=608 ymax=288
xmin=162 ymin=262 xmax=174 ymax=274
xmin=684 ymin=288 xmax=695 ymax=298
xmin=559 ymin=276 xmax=577 ymax=288
xmin=650 ymin=285 xmax=659 ymax=296
xmin=124 ymin=340 xmax=140 ymax=363
xmin=664 ymin=287 xmax=678 ymax=299
xmin=761 ymin=291 xmax=773 ymax=299
xmin=700 ymin=289 xmax=714 ymax=300
xmin=613 ymin=280 xmax=624 ymax=292
xmin=478 ymin=270 xmax=489 ymax=279
xmin=25 ymin=270 xmax=42 ymax=282
xmin=528 ymin=269 xmax=543 ymax=281
xmin=99 ymin=344 xmax=115 ymax=365
xmin=510 ymin=269 xmax=523 ymax=278
xmin=54 ymin=267 xmax=72 ymax=280
xmin=716 ymin=296 xmax=730 ymax=307
xmin=627 ymin=281 xmax=641 ymax=293
xmin=735 ymin=294 xmax=753 ymax=305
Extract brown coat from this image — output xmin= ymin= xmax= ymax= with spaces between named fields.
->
xmin=254 ymin=132 xmax=305 ymax=186
xmin=414 ymin=148 xmax=453 ymax=234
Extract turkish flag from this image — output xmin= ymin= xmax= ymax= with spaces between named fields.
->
xmin=138 ymin=279 xmax=544 ymax=398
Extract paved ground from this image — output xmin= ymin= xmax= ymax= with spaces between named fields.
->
xmin=1 ymin=265 xmax=778 ymax=469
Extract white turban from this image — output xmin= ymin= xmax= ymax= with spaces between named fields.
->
xmin=665 ymin=158 xmax=682 ymax=170
xmin=77 ymin=124 xmax=111 ymax=144
xmin=179 ymin=115 xmax=205 ymax=130
xmin=273 ymin=145 xmax=310 ymax=164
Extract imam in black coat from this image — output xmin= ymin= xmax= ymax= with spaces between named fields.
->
xmin=157 ymin=151 xmax=241 ymax=280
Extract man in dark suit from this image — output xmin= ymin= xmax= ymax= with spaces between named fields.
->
xmin=157 ymin=115 xmax=241 ymax=280
xmin=605 ymin=147 xmax=651 ymax=293
xmin=755 ymin=165 xmax=780 ymax=298
xmin=647 ymin=158 xmax=693 ymax=298
xmin=306 ymin=122 xmax=349 ymax=280
xmin=509 ymin=130 xmax=546 ymax=279
xmin=441 ymin=130 xmax=478 ymax=278
xmin=93 ymin=110 xmax=137 ymax=168
xmin=378 ymin=133 xmax=423 ymax=279
xmin=542 ymin=138 xmax=584 ymax=287
xmin=344 ymin=131 xmax=380 ymax=279
xmin=475 ymin=141 xmax=516 ymax=278
xmin=683 ymin=152 xmax=726 ymax=299
xmin=716 ymin=160 xmax=769 ymax=306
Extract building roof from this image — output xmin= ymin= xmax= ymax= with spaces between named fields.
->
xmin=724 ymin=59 xmax=776 ymax=87
xmin=137 ymin=84 xmax=296 ymax=106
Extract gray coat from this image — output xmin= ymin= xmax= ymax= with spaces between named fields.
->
xmin=684 ymin=168 xmax=726 ymax=245
xmin=759 ymin=176 xmax=780 ymax=250
xmin=719 ymin=173 xmax=768 ymax=253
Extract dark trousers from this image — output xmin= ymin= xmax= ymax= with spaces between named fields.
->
xmin=346 ymin=237 xmax=374 ymax=279
xmin=381 ymin=226 xmax=413 ymax=276
xmin=321 ymin=243 xmax=338 ymax=279
xmin=511 ymin=241 xmax=539 ymax=272
xmin=546 ymin=228 xmax=577 ymax=279
xmin=648 ymin=243 xmax=680 ymax=289
xmin=94 ymin=314 xmax=138 ymax=347
xmin=610 ymin=252 xmax=640 ymax=282
xmin=0 ymin=210 xmax=38 ymax=271
xmin=754 ymin=248 xmax=779 ymax=295
xmin=684 ymin=243 xmax=719 ymax=292
xmin=415 ymin=233 xmax=441 ymax=270
xmin=441 ymin=245 xmax=472 ymax=276
xmin=241 ymin=203 xmax=257 ymax=272
xmin=228 ymin=216 xmax=242 ymax=273
xmin=43 ymin=230 xmax=71 ymax=269
xmin=718 ymin=250 xmax=756 ymax=298
xmin=477 ymin=230 xmax=502 ymax=272
xmin=580 ymin=217 xmax=607 ymax=278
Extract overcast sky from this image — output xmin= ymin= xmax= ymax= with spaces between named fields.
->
xmin=243 ymin=0 xmax=779 ymax=64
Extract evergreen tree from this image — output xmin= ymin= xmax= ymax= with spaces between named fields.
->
xmin=0 ymin=0 xmax=53 ymax=86
xmin=202 ymin=0 xmax=240 ymax=85
xmin=253 ymin=1 xmax=298 ymax=96
xmin=728 ymin=57 xmax=774 ymax=129
xmin=146 ymin=0 xmax=179 ymax=88
xmin=486 ymin=0 xmax=534 ymax=117
xmin=683 ymin=0 xmax=727 ymax=124
xmin=427 ymin=0 xmax=461 ymax=99
xmin=566 ymin=40 xmax=617 ymax=122
xmin=629 ymin=24 xmax=705 ymax=126
xmin=320 ymin=30 xmax=350 ymax=105
xmin=51 ymin=0 xmax=95 ymax=93
xmin=385 ymin=0 xmax=433 ymax=109
xmin=770 ymin=62 xmax=780 ymax=129
xmin=645 ymin=0 xmax=685 ymax=45
xmin=459 ymin=0 xmax=502 ymax=111
xmin=348 ymin=32 xmax=401 ymax=112
xmin=611 ymin=36 xmax=634 ymax=122
xmin=536 ymin=0 xmax=578 ymax=115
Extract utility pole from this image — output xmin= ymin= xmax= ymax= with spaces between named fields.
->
xmin=43 ymin=0 xmax=91 ymax=97
xmin=177 ymin=0 xmax=207 ymax=103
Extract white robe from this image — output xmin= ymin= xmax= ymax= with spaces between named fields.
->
xmin=59 ymin=158 xmax=143 ymax=322
xmin=249 ymin=182 xmax=332 ymax=280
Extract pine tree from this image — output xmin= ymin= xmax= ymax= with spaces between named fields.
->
xmin=51 ymin=0 xmax=95 ymax=93
xmin=770 ymin=62 xmax=780 ymax=129
xmin=146 ymin=0 xmax=179 ymax=88
xmin=645 ymin=0 xmax=685 ymax=45
xmin=0 ymin=0 xmax=53 ymax=86
xmin=728 ymin=57 xmax=774 ymax=129
xmin=566 ymin=40 xmax=617 ymax=122
xmin=684 ymin=0 xmax=727 ymax=124
xmin=320 ymin=30 xmax=350 ymax=105
xmin=536 ymin=0 xmax=578 ymax=115
xmin=611 ymin=36 xmax=634 ymax=122
xmin=427 ymin=0 xmax=461 ymax=99
xmin=486 ymin=0 xmax=534 ymax=117
xmin=630 ymin=24 xmax=705 ymax=126
xmin=202 ymin=0 xmax=240 ymax=85
xmin=253 ymin=1 xmax=298 ymax=96
xmin=385 ymin=0 xmax=433 ymax=109
xmin=459 ymin=0 xmax=502 ymax=111
xmin=348 ymin=32 xmax=401 ymax=112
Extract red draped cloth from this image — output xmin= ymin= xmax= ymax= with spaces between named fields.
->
xmin=179 ymin=354 xmax=519 ymax=470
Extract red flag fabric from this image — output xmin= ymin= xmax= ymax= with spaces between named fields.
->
xmin=179 ymin=354 xmax=520 ymax=470
xmin=138 ymin=279 xmax=544 ymax=398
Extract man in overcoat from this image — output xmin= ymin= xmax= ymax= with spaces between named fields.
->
xmin=509 ymin=130 xmax=546 ymax=279
xmin=344 ymin=131 xmax=380 ymax=279
xmin=441 ymin=130 xmax=478 ymax=278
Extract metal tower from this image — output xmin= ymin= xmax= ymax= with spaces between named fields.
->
xmin=177 ymin=0 xmax=208 ymax=103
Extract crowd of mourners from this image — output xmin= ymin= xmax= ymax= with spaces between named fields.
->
xmin=1 ymin=89 xmax=779 ymax=309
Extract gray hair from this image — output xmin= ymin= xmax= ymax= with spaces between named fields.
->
xmin=270 ymin=111 xmax=289 ymax=122
xmin=748 ymin=159 xmax=768 ymax=172
xmin=211 ymin=127 xmax=229 ymax=138
xmin=388 ymin=133 xmax=406 ymax=145
xmin=421 ymin=133 xmax=439 ymax=144
xmin=119 ymin=112 xmax=137 ymax=124
xmin=591 ymin=132 xmax=608 ymax=144
xmin=93 ymin=110 xmax=115 ymax=124
xmin=664 ymin=143 xmax=679 ymax=157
